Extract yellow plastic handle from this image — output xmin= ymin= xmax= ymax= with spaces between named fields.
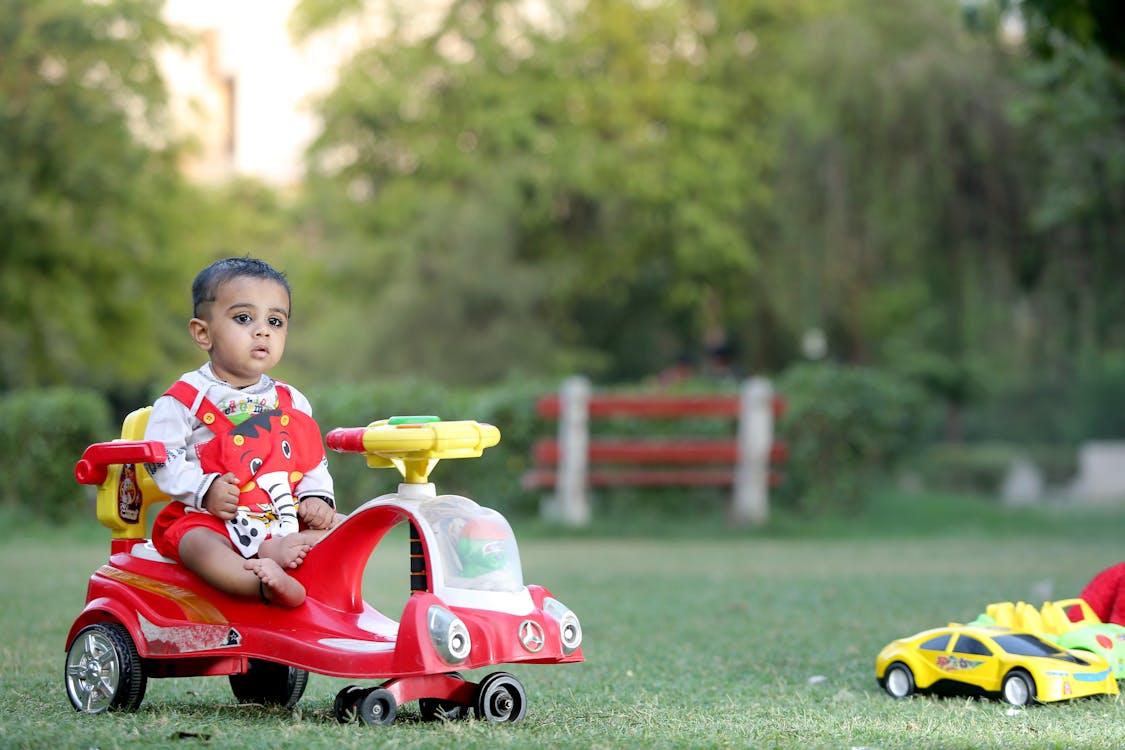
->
xmin=330 ymin=418 xmax=500 ymax=483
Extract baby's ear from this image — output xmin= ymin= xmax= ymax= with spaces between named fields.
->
xmin=189 ymin=317 xmax=212 ymax=351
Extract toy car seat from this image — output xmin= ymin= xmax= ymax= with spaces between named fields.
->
xmin=1015 ymin=601 xmax=1045 ymax=633
xmin=986 ymin=601 xmax=1016 ymax=628
xmin=74 ymin=406 xmax=171 ymax=556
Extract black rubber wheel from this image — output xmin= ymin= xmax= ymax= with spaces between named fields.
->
xmin=358 ymin=687 xmax=397 ymax=726
xmin=883 ymin=662 xmax=916 ymax=700
xmin=419 ymin=672 xmax=470 ymax=721
xmin=473 ymin=671 xmax=527 ymax=724
xmin=1001 ymin=669 xmax=1036 ymax=706
xmin=64 ymin=622 xmax=147 ymax=713
xmin=419 ymin=697 xmax=471 ymax=721
xmin=333 ymin=684 xmax=367 ymax=723
xmin=229 ymin=658 xmax=308 ymax=708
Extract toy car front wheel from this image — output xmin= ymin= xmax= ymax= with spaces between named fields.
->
xmin=358 ymin=687 xmax=397 ymax=726
xmin=65 ymin=622 xmax=147 ymax=713
xmin=883 ymin=662 xmax=915 ymax=699
xmin=229 ymin=658 xmax=308 ymax=708
xmin=1001 ymin=669 xmax=1035 ymax=706
xmin=474 ymin=671 xmax=527 ymax=723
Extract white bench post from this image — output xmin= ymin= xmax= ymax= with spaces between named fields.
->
xmin=732 ymin=377 xmax=773 ymax=526
xmin=554 ymin=375 xmax=591 ymax=526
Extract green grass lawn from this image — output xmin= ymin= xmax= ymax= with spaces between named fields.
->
xmin=3 ymin=492 xmax=1125 ymax=749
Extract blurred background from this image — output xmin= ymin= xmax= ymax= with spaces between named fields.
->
xmin=1 ymin=0 xmax=1122 ymax=525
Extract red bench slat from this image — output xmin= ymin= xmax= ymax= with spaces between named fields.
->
xmin=532 ymin=438 xmax=788 ymax=465
xmin=535 ymin=394 xmax=785 ymax=419
xmin=522 ymin=469 xmax=783 ymax=489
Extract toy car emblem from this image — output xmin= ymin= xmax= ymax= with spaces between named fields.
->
xmin=518 ymin=620 xmax=545 ymax=653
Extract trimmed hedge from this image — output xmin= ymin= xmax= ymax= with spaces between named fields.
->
xmin=0 ymin=388 xmax=112 ymax=523
xmin=773 ymin=362 xmax=928 ymax=517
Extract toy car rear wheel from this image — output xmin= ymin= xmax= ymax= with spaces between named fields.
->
xmin=358 ymin=687 xmax=397 ymax=726
xmin=1001 ymin=669 xmax=1035 ymax=706
xmin=473 ymin=671 xmax=527 ymax=723
xmin=65 ymin=622 xmax=147 ymax=713
xmin=420 ymin=671 xmax=470 ymax=721
xmin=333 ymin=684 xmax=367 ymax=723
xmin=419 ymin=697 xmax=471 ymax=721
xmin=883 ymin=662 xmax=915 ymax=700
xmin=229 ymin=658 xmax=308 ymax=708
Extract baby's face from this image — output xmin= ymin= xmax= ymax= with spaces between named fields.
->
xmin=194 ymin=276 xmax=291 ymax=387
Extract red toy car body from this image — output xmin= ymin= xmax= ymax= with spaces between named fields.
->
xmin=65 ymin=414 xmax=583 ymax=725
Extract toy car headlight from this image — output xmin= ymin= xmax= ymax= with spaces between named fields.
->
xmin=544 ymin=597 xmax=582 ymax=654
xmin=427 ymin=605 xmax=471 ymax=664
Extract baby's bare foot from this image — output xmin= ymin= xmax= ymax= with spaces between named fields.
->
xmin=258 ymin=534 xmax=311 ymax=569
xmin=244 ymin=558 xmax=305 ymax=607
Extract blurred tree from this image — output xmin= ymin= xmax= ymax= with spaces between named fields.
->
xmin=0 ymin=0 xmax=202 ymax=395
xmin=762 ymin=0 xmax=1038 ymax=437
xmin=291 ymin=0 xmax=811 ymax=383
xmin=1018 ymin=0 xmax=1125 ymax=63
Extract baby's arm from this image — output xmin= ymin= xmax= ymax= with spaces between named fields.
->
xmin=298 ymin=496 xmax=338 ymax=529
xmin=203 ymin=472 xmax=240 ymax=520
xmin=143 ymin=396 xmax=223 ymax=511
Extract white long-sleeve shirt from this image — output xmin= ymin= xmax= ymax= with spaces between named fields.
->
xmin=144 ymin=363 xmax=335 ymax=512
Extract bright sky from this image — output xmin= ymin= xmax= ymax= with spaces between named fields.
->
xmin=162 ymin=0 xmax=343 ymax=185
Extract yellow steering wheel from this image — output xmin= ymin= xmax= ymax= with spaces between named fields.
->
xmin=327 ymin=416 xmax=500 ymax=483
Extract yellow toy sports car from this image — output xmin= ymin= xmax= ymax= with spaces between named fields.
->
xmin=875 ymin=625 xmax=1118 ymax=706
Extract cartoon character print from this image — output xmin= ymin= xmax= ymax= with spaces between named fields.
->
xmin=199 ymin=408 xmax=326 ymax=557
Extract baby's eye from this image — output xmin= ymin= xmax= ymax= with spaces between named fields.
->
xmin=269 ymin=316 xmax=286 ymax=328
xmin=234 ymin=313 xmax=253 ymax=324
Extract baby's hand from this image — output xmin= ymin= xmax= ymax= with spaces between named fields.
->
xmin=298 ymin=496 xmax=335 ymax=530
xmin=203 ymin=472 xmax=240 ymax=520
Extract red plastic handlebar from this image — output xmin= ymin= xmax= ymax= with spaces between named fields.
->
xmin=74 ymin=441 xmax=167 ymax=485
xmin=326 ymin=427 xmax=368 ymax=454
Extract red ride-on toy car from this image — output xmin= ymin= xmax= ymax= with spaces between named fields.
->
xmin=66 ymin=412 xmax=583 ymax=725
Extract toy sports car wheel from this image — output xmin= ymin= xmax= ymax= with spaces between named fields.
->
xmin=229 ymin=658 xmax=308 ymax=708
xmin=1001 ymin=670 xmax=1035 ymax=706
xmin=358 ymin=687 xmax=397 ymax=726
xmin=65 ymin=622 xmax=147 ymax=713
xmin=883 ymin=662 xmax=915 ymax=700
xmin=473 ymin=671 xmax=526 ymax=723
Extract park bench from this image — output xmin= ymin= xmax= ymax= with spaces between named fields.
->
xmin=522 ymin=376 xmax=785 ymax=526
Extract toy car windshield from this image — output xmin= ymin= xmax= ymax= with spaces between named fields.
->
xmin=993 ymin=633 xmax=1090 ymax=663
xmin=420 ymin=497 xmax=524 ymax=593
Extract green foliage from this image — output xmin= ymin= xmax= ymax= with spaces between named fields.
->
xmin=307 ymin=378 xmax=552 ymax=515
xmin=1070 ymin=351 xmax=1125 ymax=441
xmin=0 ymin=389 xmax=111 ymax=523
xmin=774 ymin=362 xmax=928 ymax=516
xmin=0 ymin=0 xmax=205 ymax=392
xmin=1019 ymin=0 xmax=1125 ymax=63
xmin=294 ymin=0 xmax=813 ymax=381
xmin=909 ymin=441 xmax=1077 ymax=495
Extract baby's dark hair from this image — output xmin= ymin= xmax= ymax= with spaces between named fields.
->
xmin=192 ymin=257 xmax=291 ymax=318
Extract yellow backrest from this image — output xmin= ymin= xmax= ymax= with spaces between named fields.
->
xmin=94 ymin=407 xmax=171 ymax=539
xmin=1015 ymin=601 xmax=1045 ymax=633
xmin=986 ymin=601 xmax=1016 ymax=628
xmin=1039 ymin=601 xmax=1073 ymax=635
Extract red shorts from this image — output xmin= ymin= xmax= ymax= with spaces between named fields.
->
xmin=151 ymin=502 xmax=231 ymax=562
